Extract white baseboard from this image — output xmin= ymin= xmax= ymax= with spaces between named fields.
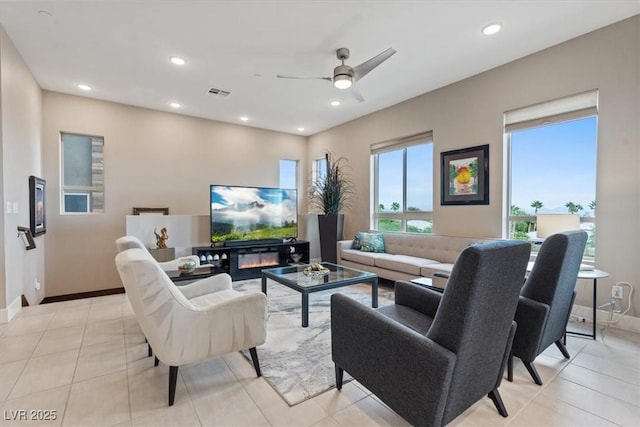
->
xmin=572 ymin=304 xmax=640 ymax=333
xmin=0 ymin=295 xmax=23 ymax=324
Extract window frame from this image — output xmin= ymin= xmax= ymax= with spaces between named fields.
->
xmin=371 ymin=133 xmax=433 ymax=233
xmin=60 ymin=132 xmax=105 ymax=215
xmin=504 ymin=91 xmax=598 ymax=260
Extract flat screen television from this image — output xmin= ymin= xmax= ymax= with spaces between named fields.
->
xmin=210 ymin=185 xmax=297 ymax=244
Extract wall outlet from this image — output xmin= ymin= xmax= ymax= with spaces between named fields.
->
xmin=611 ymin=285 xmax=623 ymax=299
xmin=34 ymin=279 xmax=41 ymax=291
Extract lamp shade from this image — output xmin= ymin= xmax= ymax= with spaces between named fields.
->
xmin=536 ymin=214 xmax=581 ymax=238
xmin=333 ymin=74 xmax=352 ymax=89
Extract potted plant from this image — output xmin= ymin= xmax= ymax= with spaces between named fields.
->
xmin=310 ymin=152 xmax=355 ymax=263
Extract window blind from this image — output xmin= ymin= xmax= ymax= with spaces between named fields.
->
xmin=371 ymin=131 xmax=433 ymax=154
xmin=504 ymin=90 xmax=598 ymax=132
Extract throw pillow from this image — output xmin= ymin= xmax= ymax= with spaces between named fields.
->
xmin=359 ymin=232 xmax=385 ymax=253
xmin=352 ymin=234 xmax=362 ymax=250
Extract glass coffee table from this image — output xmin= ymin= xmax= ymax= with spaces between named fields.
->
xmin=261 ymin=262 xmax=378 ymax=327
xmin=165 ymin=266 xmax=220 ymax=284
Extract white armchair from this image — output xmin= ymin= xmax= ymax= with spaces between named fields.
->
xmin=115 ymin=248 xmax=267 ymax=405
xmin=115 ymin=235 xmax=201 ymax=271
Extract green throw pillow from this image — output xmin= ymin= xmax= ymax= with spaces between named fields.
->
xmin=359 ymin=232 xmax=385 ymax=253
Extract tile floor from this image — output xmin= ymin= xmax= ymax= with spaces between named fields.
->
xmin=1 ymin=292 xmax=639 ymax=426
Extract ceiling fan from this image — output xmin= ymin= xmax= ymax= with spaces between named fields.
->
xmin=277 ymin=47 xmax=396 ymax=102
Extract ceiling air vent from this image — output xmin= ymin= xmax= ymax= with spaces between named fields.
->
xmin=208 ymin=88 xmax=231 ymax=96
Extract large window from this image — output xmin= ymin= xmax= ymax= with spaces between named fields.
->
xmin=279 ymin=159 xmax=297 ymax=189
xmin=506 ymin=91 xmax=597 ymax=258
xmin=61 ymin=133 xmax=104 ymax=214
xmin=373 ymin=134 xmax=433 ymax=233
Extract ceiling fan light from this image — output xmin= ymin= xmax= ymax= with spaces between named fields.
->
xmin=334 ymin=74 xmax=352 ymax=89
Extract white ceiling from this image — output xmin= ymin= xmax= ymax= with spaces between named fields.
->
xmin=1 ymin=1 xmax=638 ymax=136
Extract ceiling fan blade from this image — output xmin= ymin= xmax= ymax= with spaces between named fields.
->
xmin=350 ymin=85 xmax=365 ymax=103
xmin=352 ymin=48 xmax=396 ymax=82
xmin=277 ymin=74 xmax=332 ymax=81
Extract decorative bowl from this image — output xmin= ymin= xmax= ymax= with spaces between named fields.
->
xmin=303 ymin=263 xmax=330 ymax=277
xmin=177 ymin=261 xmax=197 ymax=274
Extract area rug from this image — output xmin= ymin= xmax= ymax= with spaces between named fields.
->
xmin=234 ymin=279 xmax=394 ymax=406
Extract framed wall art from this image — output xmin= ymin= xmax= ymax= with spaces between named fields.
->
xmin=29 ymin=175 xmax=46 ymax=236
xmin=441 ymin=144 xmax=489 ymax=205
xmin=132 ymin=207 xmax=169 ymax=215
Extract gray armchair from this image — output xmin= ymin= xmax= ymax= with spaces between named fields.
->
xmin=507 ymin=230 xmax=588 ymax=385
xmin=331 ymin=240 xmax=531 ymax=427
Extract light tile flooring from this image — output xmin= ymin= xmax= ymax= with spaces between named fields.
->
xmin=1 ymin=293 xmax=639 ymax=426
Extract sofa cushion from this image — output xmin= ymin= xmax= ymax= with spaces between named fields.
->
xmin=351 ymin=234 xmax=362 ymax=250
xmin=359 ymin=232 xmax=385 ymax=253
xmin=375 ymin=254 xmax=439 ymax=276
xmin=340 ymin=249 xmax=379 ymax=266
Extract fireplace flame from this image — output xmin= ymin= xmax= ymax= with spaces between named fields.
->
xmin=238 ymin=253 xmax=280 ymax=269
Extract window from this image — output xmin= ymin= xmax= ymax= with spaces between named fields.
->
xmin=64 ymin=193 xmax=90 ymax=213
xmin=506 ymin=91 xmax=597 ymax=258
xmin=372 ymin=134 xmax=433 ymax=233
xmin=312 ymin=157 xmax=327 ymax=190
xmin=61 ymin=133 xmax=104 ymax=214
xmin=279 ymin=159 xmax=297 ymax=189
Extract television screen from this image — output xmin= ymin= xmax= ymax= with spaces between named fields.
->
xmin=210 ymin=185 xmax=297 ymax=243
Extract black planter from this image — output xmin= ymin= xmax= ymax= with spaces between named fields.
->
xmin=318 ymin=214 xmax=344 ymax=264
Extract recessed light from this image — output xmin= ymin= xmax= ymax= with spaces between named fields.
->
xmin=169 ymin=102 xmax=181 ymax=109
xmin=330 ymin=101 xmax=341 ymax=107
xmin=482 ymin=23 xmax=502 ymax=35
xmin=297 ymin=127 xmax=305 ymax=132
xmin=170 ymin=56 xmax=186 ymax=66
xmin=240 ymin=116 xmax=249 ymax=122
xmin=77 ymin=84 xmax=92 ymax=91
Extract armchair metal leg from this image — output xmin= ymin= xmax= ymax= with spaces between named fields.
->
xmin=335 ymin=365 xmax=344 ymax=390
xmin=249 ymin=347 xmax=262 ymax=377
xmin=488 ymin=389 xmax=508 ymax=417
xmin=154 ymin=356 xmax=159 ymax=367
xmin=168 ymin=366 xmax=179 ymax=406
xmin=507 ymin=353 xmax=513 ymax=382
xmin=523 ymin=361 xmax=543 ymax=385
xmin=555 ymin=339 xmax=571 ymax=359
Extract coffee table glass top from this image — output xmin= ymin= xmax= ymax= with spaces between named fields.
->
xmin=262 ymin=262 xmax=376 ymax=289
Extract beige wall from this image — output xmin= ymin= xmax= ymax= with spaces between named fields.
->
xmin=309 ymin=17 xmax=640 ymax=317
xmin=42 ymin=92 xmax=307 ymax=297
xmin=4 ymin=16 xmax=639 ymax=324
xmin=0 ymin=25 xmax=45 ymax=315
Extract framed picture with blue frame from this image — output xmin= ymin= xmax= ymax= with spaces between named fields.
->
xmin=441 ymin=144 xmax=489 ymax=205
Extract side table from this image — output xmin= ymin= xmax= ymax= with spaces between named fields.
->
xmin=569 ymin=269 xmax=609 ymax=340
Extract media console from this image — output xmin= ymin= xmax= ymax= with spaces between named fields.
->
xmin=192 ymin=240 xmax=310 ymax=281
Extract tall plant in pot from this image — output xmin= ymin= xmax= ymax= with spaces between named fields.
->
xmin=310 ymin=152 xmax=355 ymax=263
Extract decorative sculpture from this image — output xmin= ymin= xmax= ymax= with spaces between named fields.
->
xmin=154 ymin=227 xmax=168 ymax=249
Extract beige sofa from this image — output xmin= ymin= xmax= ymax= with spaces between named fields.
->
xmin=337 ymin=232 xmax=498 ymax=287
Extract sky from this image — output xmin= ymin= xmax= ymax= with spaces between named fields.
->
xmin=510 ymin=116 xmax=597 ymax=215
xmin=378 ymin=143 xmax=433 ymax=211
